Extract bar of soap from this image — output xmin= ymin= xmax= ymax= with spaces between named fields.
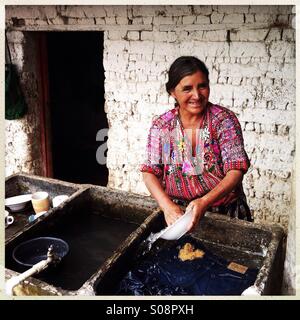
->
xmin=178 ymin=243 xmax=205 ymax=261
xmin=227 ymin=262 xmax=248 ymax=274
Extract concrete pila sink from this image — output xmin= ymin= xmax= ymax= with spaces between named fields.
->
xmin=5 ymin=174 xmax=285 ymax=296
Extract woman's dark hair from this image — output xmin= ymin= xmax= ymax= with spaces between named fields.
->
xmin=166 ymin=56 xmax=209 ymax=94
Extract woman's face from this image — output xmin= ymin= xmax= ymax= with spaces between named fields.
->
xmin=170 ymin=70 xmax=210 ymax=116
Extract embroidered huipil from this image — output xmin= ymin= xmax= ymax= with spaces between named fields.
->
xmin=140 ymin=103 xmax=250 ymax=206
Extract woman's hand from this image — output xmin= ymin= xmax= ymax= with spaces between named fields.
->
xmin=142 ymin=172 xmax=184 ymax=226
xmin=186 ymin=198 xmax=209 ymax=232
xmin=161 ymin=202 xmax=184 ymax=226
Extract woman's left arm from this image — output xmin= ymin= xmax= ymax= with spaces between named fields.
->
xmin=186 ymin=169 xmax=243 ymax=231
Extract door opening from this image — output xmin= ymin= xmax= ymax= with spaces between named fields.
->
xmin=46 ymin=31 xmax=108 ymax=186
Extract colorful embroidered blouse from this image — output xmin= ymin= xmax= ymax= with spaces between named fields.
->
xmin=140 ymin=103 xmax=250 ymax=206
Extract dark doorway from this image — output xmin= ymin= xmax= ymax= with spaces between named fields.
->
xmin=47 ymin=32 xmax=108 ymax=186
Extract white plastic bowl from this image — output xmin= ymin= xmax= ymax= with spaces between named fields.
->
xmin=5 ymin=194 xmax=32 ymax=212
xmin=159 ymin=208 xmax=194 ymax=240
xmin=52 ymin=195 xmax=69 ymax=207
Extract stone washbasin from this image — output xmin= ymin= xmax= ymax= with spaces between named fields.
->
xmin=5 ymin=174 xmax=158 ymax=295
xmin=94 ymin=212 xmax=285 ymax=295
xmin=5 ymin=173 xmax=84 ymax=244
xmin=4 ymin=174 xmax=285 ymax=296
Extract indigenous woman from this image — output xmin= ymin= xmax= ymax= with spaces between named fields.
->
xmin=140 ymin=56 xmax=252 ymax=230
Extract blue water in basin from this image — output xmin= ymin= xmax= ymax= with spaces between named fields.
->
xmin=117 ymin=235 xmax=258 ymax=295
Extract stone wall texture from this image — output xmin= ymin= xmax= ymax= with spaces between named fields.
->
xmin=5 ymin=5 xmax=296 ymax=293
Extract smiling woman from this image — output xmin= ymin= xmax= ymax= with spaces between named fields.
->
xmin=167 ymin=57 xmax=210 ymax=117
xmin=140 ymin=56 xmax=252 ymax=229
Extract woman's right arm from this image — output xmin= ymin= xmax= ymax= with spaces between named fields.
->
xmin=142 ymin=172 xmax=183 ymax=225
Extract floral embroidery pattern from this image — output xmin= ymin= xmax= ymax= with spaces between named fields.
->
xmin=201 ymin=127 xmax=210 ymax=141
xmin=167 ymin=164 xmax=176 ymax=175
xmin=177 ymin=138 xmax=185 ymax=153
xmin=182 ymin=161 xmax=193 ymax=175
xmin=171 ymin=150 xmax=176 ymax=161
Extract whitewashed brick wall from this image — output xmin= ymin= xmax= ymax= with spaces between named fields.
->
xmin=5 ymin=3 xmax=296 ymax=295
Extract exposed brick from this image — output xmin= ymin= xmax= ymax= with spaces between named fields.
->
xmin=174 ymin=31 xmax=188 ymax=41
xmin=174 ymin=16 xmax=182 ymax=25
xmin=61 ymin=6 xmax=85 ymax=18
xmin=132 ymin=17 xmax=143 ymax=25
xmin=48 ymin=15 xmax=65 ymax=25
xmin=95 ymin=17 xmax=105 ymax=25
xmin=151 ymin=31 xmax=168 ymax=42
xmin=249 ymin=5 xmax=279 ymax=14
xmin=269 ymin=42 xmax=295 ymax=59
xmin=105 ymin=5 xmax=128 ymax=17
xmin=164 ymin=5 xmax=192 ymax=16
xmin=140 ymin=31 xmax=152 ymax=41
xmin=223 ymin=13 xmax=244 ymax=24
xmin=106 ymin=40 xmax=128 ymax=53
xmin=216 ymin=5 xmax=249 ymax=14
xmin=195 ymin=15 xmax=211 ymax=24
xmin=209 ymin=69 xmax=218 ymax=84
xmin=203 ymin=30 xmax=227 ymax=41
xmin=116 ymin=16 xmax=128 ymax=25
xmin=6 ymin=31 xmax=25 ymax=43
xmin=210 ymin=12 xmax=224 ymax=24
xmin=230 ymin=42 xmax=267 ymax=57
xmin=167 ymin=31 xmax=177 ymax=42
xmin=276 ymin=14 xmax=289 ymax=25
xmin=105 ymin=17 xmax=116 ymax=25
xmin=282 ymin=29 xmax=295 ymax=42
xmin=182 ymin=15 xmax=196 ymax=24
xmin=240 ymin=109 xmax=294 ymax=126
xmin=265 ymin=28 xmax=282 ymax=42
xmin=130 ymin=40 xmax=154 ymax=55
xmin=81 ymin=6 xmax=106 ymax=18
xmin=193 ymin=5 xmax=213 ymax=15
xmin=143 ymin=17 xmax=153 ymax=25
xmin=220 ymin=63 xmax=264 ymax=78
xmin=212 ymin=84 xmax=234 ymax=102
xmin=231 ymin=29 xmax=269 ymax=41
xmin=126 ymin=31 xmax=139 ymax=40
xmin=42 ymin=6 xmax=58 ymax=19
xmin=154 ymin=42 xmax=175 ymax=56
xmin=7 ymin=5 xmax=55 ymax=19
xmin=153 ymin=16 xmax=174 ymax=25
xmin=153 ymin=54 xmax=167 ymax=62
xmin=277 ymin=5 xmax=294 ymax=14
xmin=108 ymin=30 xmax=127 ymax=40
xmin=245 ymin=14 xmax=255 ymax=23
xmin=132 ymin=5 xmax=165 ymax=17
xmin=245 ymin=122 xmax=255 ymax=131
xmin=255 ymin=14 xmax=276 ymax=24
